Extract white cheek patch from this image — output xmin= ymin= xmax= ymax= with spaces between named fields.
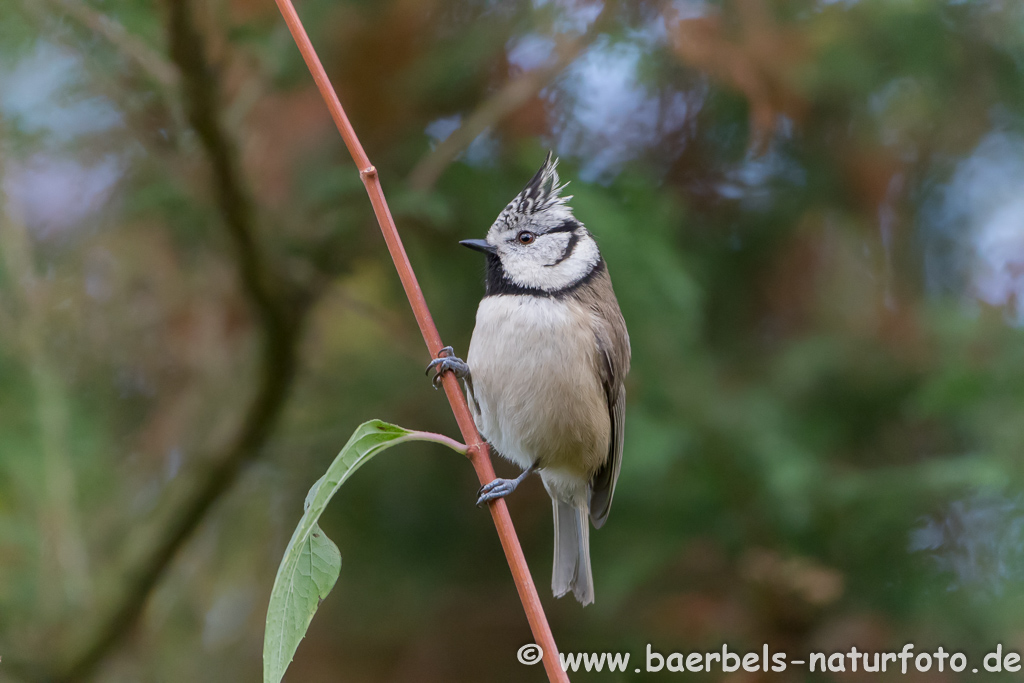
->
xmin=500 ymin=233 xmax=600 ymax=292
xmin=535 ymin=232 xmax=572 ymax=265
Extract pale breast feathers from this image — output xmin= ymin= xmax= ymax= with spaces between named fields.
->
xmin=466 ymin=295 xmax=612 ymax=478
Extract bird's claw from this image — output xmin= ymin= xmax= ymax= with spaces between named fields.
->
xmin=475 ymin=464 xmax=535 ymax=506
xmin=426 ymin=346 xmax=469 ymax=389
xmin=476 ymin=478 xmax=519 ymax=506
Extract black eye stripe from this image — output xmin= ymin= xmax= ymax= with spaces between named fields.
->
xmin=546 ymin=231 xmax=580 ymax=267
xmin=544 ymin=219 xmax=578 ymax=234
xmin=504 ymin=219 xmax=577 ymax=243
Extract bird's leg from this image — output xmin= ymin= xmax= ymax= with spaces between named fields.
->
xmin=425 ymin=345 xmax=470 ymax=389
xmin=476 ymin=464 xmax=537 ymax=506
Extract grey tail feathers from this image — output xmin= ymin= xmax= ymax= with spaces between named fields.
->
xmin=551 ymin=498 xmax=594 ymax=606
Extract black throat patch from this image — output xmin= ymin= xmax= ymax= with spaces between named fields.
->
xmin=483 ymin=254 xmax=605 ymax=298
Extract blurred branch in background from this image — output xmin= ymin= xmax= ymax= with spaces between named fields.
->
xmin=23 ymin=0 xmax=186 ymax=134
xmin=666 ymin=0 xmax=808 ymax=152
xmin=52 ymin=0 xmax=310 ymax=679
xmin=0 ymin=136 xmax=93 ymax=620
xmin=47 ymin=0 xmax=179 ymax=88
xmin=406 ymin=17 xmax=603 ymax=191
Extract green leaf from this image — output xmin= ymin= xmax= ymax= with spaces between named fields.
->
xmin=263 ymin=420 xmax=464 ymax=683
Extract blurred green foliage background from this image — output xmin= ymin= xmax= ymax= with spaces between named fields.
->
xmin=2 ymin=0 xmax=1024 ymax=680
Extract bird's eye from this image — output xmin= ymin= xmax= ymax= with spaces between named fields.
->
xmin=517 ymin=231 xmax=535 ymax=245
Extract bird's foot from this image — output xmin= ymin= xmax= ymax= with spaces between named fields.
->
xmin=426 ymin=346 xmax=470 ymax=389
xmin=476 ymin=478 xmax=520 ymax=506
xmin=476 ymin=465 xmax=536 ymax=506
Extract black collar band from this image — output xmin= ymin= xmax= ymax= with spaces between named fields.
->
xmin=483 ymin=255 xmax=604 ymax=299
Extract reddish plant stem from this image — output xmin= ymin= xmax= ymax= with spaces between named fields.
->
xmin=271 ymin=2 xmax=569 ymax=681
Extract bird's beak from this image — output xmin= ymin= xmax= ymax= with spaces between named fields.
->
xmin=460 ymin=239 xmax=497 ymax=255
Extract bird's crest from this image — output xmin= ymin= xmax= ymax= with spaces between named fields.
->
xmin=497 ymin=152 xmax=573 ymax=226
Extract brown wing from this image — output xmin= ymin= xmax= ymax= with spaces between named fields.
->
xmin=580 ymin=267 xmax=630 ymax=529
xmin=590 ymin=382 xmax=625 ymax=528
